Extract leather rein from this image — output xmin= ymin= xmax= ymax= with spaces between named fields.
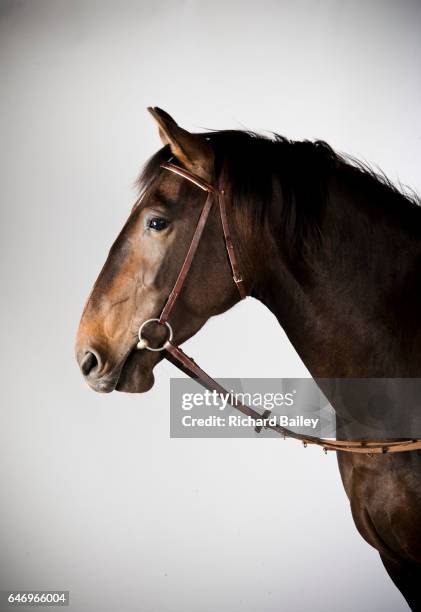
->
xmin=136 ymin=162 xmax=421 ymax=455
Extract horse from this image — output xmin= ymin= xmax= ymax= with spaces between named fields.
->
xmin=76 ymin=107 xmax=421 ymax=610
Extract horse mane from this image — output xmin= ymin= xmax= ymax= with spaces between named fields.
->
xmin=138 ymin=130 xmax=420 ymax=257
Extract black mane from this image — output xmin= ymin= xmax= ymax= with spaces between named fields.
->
xmin=139 ymin=130 xmax=420 ymax=255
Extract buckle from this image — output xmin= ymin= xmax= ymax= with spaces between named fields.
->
xmin=255 ymin=410 xmax=272 ymax=434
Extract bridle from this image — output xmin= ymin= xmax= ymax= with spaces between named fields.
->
xmin=136 ymin=162 xmax=421 ymax=455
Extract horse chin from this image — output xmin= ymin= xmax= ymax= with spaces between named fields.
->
xmin=115 ymin=348 xmax=162 ymax=393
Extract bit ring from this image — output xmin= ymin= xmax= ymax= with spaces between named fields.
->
xmin=137 ymin=318 xmax=173 ymax=352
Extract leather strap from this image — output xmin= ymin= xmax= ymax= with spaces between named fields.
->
xmin=161 ymin=162 xmax=215 ymax=193
xmin=159 ymin=189 xmax=214 ymax=324
xmin=165 ymin=341 xmax=421 ymax=455
xmin=165 ymin=341 xmax=262 ymax=420
xmin=218 ymin=189 xmax=247 ymax=298
xmin=160 ymin=162 xmax=246 ymax=304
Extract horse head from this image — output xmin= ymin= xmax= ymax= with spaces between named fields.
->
xmin=75 ymin=108 xmax=254 ymax=393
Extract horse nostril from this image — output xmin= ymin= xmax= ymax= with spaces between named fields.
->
xmin=80 ymin=351 xmax=99 ymax=376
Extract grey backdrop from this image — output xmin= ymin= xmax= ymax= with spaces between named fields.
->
xmin=1 ymin=1 xmax=420 ymax=611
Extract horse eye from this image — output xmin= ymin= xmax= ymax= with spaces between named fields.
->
xmin=147 ymin=217 xmax=169 ymax=231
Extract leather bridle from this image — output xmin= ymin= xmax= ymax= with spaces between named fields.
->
xmin=136 ymin=162 xmax=421 ymax=455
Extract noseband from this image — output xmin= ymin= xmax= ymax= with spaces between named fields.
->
xmin=136 ymin=162 xmax=421 ymax=455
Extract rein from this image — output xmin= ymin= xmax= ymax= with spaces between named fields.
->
xmin=136 ymin=163 xmax=421 ymax=455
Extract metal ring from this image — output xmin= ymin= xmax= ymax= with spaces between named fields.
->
xmin=137 ymin=318 xmax=173 ymax=352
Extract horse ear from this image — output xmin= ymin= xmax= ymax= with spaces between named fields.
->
xmin=147 ymin=106 xmax=214 ymax=181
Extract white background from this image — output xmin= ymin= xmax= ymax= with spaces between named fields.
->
xmin=1 ymin=1 xmax=420 ymax=610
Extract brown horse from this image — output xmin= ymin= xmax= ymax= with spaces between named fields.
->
xmin=76 ymin=108 xmax=421 ymax=610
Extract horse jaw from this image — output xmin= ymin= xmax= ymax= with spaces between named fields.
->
xmin=115 ymin=348 xmax=164 ymax=393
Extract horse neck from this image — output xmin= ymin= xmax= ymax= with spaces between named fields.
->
xmin=253 ymin=174 xmax=421 ymax=378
